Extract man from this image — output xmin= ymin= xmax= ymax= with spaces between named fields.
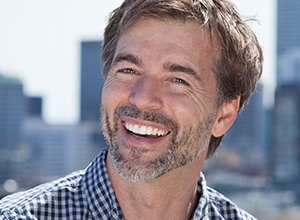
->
xmin=0 ymin=0 xmax=263 ymax=219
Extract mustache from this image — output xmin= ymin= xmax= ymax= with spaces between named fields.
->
xmin=115 ymin=106 xmax=178 ymax=131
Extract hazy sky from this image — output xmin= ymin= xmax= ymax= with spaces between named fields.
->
xmin=0 ymin=0 xmax=276 ymax=124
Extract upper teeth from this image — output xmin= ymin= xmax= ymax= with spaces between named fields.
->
xmin=124 ymin=123 xmax=169 ymax=137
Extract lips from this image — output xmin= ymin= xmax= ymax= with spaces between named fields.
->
xmin=124 ymin=122 xmax=170 ymax=137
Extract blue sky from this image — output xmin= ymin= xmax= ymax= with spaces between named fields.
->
xmin=0 ymin=0 xmax=276 ymax=124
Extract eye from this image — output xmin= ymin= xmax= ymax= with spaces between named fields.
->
xmin=118 ymin=68 xmax=137 ymax=74
xmin=172 ymin=78 xmax=189 ymax=86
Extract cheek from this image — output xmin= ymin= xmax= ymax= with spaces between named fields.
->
xmin=167 ymin=91 xmax=210 ymax=122
xmin=101 ymin=81 xmax=124 ymax=131
xmin=102 ymin=78 xmax=132 ymax=110
xmin=163 ymin=94 xmax=202 ymax=131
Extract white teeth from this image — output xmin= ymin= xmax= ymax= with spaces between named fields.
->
xmin=132 ymin=124 xmax=139 ymax=134
xmin=146 ymin=126 xmax=153 ymax=135
xmin=139 ymin=126 xmax=147 ymax=135
xmin=124 ymin=123 xmax=168 ymax=137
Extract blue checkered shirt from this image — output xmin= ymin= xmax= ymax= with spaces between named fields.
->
xmin=0 ymin=147 xmax=257 ymax=219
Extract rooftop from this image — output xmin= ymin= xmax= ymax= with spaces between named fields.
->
xmin=0 ymin=74 xmax=22 ymax=84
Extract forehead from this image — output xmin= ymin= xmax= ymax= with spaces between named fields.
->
xmin=119 ymin=17 xmax=211 ymax=44
xmin=114 ymin=18 xmax=218 ymax=73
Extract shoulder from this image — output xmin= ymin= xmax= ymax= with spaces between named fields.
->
xmin=205 ymin=186 xmax=257 ymax=220
xmin=0 ymin=170 xmax=85 ymax=219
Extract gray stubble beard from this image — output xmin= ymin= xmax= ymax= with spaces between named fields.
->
xmin=101 ymin=105 xmax=215 ymax=183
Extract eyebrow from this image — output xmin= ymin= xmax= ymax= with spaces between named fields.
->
xmin=164 ymin=62 xmax=202 ymax=82
xmin=112 ymin=53 xmax=143 ymax=67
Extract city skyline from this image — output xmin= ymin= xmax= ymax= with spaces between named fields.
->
xmin=0 ymin=0 xmax=276 ymax=124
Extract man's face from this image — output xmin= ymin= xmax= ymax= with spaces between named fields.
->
xmin=101 ymin=18 xmax=219 ymax=182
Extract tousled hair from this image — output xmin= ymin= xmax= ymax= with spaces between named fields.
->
xmin=102 ymin=0 xmax=263 ymax=158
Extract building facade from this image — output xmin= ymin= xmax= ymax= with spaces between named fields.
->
xmin=273 ymin=85 xmax=300 ymax=182
xmin=0 ymin=74 xmax=25 ymax=183
xmin=80 ymin=41 xmax=103 ymax=123
xmin=277 ymin=0 xmax=300 ymax=55
xmin=21 ymin=121 xmax=102 ymax=186
xmin=273 ymin=0 xmax=300 ymax=183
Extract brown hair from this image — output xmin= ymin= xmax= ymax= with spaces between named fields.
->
xmin=102 ymin=0 xmax=263 ymax=158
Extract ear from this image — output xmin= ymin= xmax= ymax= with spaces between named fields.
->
xmin=211 ymin=96 xmax=240 ymax=137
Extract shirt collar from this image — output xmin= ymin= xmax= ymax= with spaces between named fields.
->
xmin=82 ymin=147 xmax=124 ymax=219
xmin=83 ymin=147 xmax=210 ymax=219
xmin=192 ymin=173 xmax=210 ymax=219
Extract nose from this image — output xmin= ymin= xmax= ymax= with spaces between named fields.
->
xmin=129 ymin=76 xmax=163 ymax=110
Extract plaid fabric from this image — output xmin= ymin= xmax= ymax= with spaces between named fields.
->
xmin=0 ymin=147 xmax=257 ymax=220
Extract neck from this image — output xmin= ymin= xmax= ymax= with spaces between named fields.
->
xmin=106 ymin=152 xmax=204 ymax=220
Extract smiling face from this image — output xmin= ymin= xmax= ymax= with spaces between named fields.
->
xmin=101 ymin=18 xmax=220 ymax=182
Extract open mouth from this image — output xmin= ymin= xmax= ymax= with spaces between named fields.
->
xmin=124 ymin=122 xmax=170 ymax=138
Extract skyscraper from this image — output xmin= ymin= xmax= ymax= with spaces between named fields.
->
xmin=27 ymin=96 xmax=43 ymax=119
xmin=79 ymin=40 xmax=106 ymax=152
xmin=277 ymin=0 xmax=300 ymax=55
xmin=273 ymin=0 xmax=300 ymax=183
xmin=273 ymin=85 xmax=300 ymax=182
xmin=0 ymin=74 xmax=25 ymax=183
xmin=80 ymin=41 xmax=103 ymax=123
xmin=277 ymin=0 xmax=300 ymax=86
